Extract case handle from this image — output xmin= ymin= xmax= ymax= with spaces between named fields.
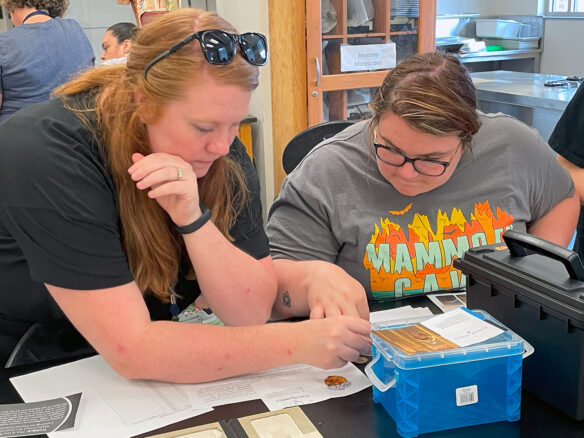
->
xmin=502 ymin=230 xmax=584 ymax=281
xmin=523 ymin=339 xmax=535 ymax=359
xmin=364 ymin=352 xmax=396 ymax=392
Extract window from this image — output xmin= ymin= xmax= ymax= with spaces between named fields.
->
xmin=546 ymin=0 xmax=584 ymax=16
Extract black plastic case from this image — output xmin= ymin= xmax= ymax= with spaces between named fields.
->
xmin=454 ymin=230 xmax=584 ymax=420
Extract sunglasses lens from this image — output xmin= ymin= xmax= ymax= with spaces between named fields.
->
xmin=201 ymin=30 xmax=236 ymax=65
xmin=240 ymin=33 xmax=268 ymax=65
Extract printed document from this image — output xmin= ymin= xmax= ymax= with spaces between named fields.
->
xmin=10 ymin=356 xmax=212 ymax=438
xmin=11 ymin=358 xmax=371 ymax=436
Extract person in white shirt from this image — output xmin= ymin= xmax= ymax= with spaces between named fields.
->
xmin=101 ymin=22 xmax=138 ymax=65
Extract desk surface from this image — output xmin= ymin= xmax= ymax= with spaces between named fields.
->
xmin=471 ymin=70 xmax=580 ymax=111
xmin=2 ymin=297 xmax=584 ymax=438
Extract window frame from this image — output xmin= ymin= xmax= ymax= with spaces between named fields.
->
xmin=545 ymin=0 xmax=584 ymax=17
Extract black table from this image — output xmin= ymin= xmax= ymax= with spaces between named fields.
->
xmin=2 ymin=297 xmax=584 ymax=438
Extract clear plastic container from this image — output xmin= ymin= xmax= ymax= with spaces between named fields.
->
xmin=365 ymin=310 xmax=532 ymax=438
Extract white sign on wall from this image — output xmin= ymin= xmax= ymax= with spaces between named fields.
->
xmin=340 ymin=42 xmax=396 ymax=72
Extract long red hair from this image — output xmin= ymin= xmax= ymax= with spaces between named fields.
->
xmin=54 ymin=9 xmax=259 ymax=301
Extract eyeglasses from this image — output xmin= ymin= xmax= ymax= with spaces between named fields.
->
xmin=373 ymin=133 xmax=462 ymax=177
xmin=144 ymin=29 xmax=268 ymax=78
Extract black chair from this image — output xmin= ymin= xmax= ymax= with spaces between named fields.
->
xmin=282 ymin=120 xmax=355 ymax=174
xmin=4 ymin=321 xmax=95 ymax=368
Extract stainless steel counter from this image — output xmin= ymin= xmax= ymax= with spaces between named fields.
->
xmin=461 ymin=49 xmax=540 ymax=64
xmin=471 ymin=70 xmax=580 ymax=141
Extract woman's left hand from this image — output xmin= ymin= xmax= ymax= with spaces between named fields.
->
xmin=128 ymin=152 xmax=202 ymax=225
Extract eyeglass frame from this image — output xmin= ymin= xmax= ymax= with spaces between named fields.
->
xmin=373 ymin=132 xmax=463 ymax=177
xmin=143 ymin=29 xmax=268 ymax=78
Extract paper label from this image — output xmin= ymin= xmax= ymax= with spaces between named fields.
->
xmin=456 ymin=385 xmax=478 ymax=406
xmin=340 ymin=42 xmax=396 ymax=72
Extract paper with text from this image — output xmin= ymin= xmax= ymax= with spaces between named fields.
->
xmin=190 ymin=362 xmax=370 ymax=412
xmin=421 ymin=308 xmax=504 ymax=347
xmin=10 ymin=356 xmax=212 ymax=438
xmin=11 ymin=358 xmax=372 ymax=436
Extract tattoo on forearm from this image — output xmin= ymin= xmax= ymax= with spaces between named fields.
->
xmin=282 ymin=291 xmax=291 ymax=308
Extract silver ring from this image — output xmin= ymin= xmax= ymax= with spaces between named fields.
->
xmin=177 ymin=168 xmax=183 ymax=180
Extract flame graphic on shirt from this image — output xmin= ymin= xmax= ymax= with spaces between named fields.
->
xmin=362 ymin=201 xmax=514 ymax=298
xmin=389 ymin=203 xmax=412 ymax=215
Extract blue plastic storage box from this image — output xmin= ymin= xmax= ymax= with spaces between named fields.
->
xmin=365 ymin=310 xmax=530 ymax=438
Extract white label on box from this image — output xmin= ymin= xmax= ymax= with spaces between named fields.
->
xmin=456 ymin=385 xmax=478 ymax=406
xmin=340 ymin=42 xmax=396 ymax=72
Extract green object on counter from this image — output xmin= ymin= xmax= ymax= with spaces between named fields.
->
xmin=486 ymin=45 xmax=505 ymax=52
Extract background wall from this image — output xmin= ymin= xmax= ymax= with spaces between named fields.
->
xmin=437 ymin=0 xmax=493 ymax=15
xmin=66 ymin=2 xmax=134 ymax=63
xmin=540 ymin=18 xmax=584 ymax=75
xmin=0 ymin=6 xmax=10 ymax=32
xmin=216 ymin=0 xmax=275 ymax=218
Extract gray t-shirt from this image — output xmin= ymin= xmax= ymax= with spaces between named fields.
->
xmin=267 ymin=114 xmax=574 ymax=301
xmin=0 ymin=18 xmax=95 ymax=120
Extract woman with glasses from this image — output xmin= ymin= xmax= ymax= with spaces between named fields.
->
xmin=0 ymin=9 xmax=370 ymax=380
xmin=267 ymin=51 xmax=578 ymax=321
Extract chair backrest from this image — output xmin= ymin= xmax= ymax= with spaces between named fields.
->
xmin=282 ymin=120 xmax=355 ymax=174
xmin=4 ymin=321 xmax=95 ymax=368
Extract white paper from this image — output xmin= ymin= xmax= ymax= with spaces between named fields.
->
xmin=421 ymin=308 xmax=504 ymax=347
xmin=370 ymin=305 xmax=433 ymax=324
xmin=250 ymin=363 xmax=371 ymax=411
xmin=188 ymin=364 xmax=309 ymax=407
xmin=190 ymin=362 xmax=370 ymax=412
xmin=10 ymin=356 xmax=212 ymax=438
xmin=427 ymin=292 xmax=467 ymax=312
xmin=11 ymin=359 xmax=372 ymax=436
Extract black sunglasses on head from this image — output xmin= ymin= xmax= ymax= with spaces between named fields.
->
xmin=144 ymin=29 xmax=268 ymax=78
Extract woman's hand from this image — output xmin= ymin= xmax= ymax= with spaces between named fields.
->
xmin=296 ymin=316 xmax=371 ymax=369
xmin=304 ymin=263 xmax=369 ymax=320
xmin=271 ymin=259 xmax=370 ymax=321
xmin=128 ymin=152 xmax=202 ymax=226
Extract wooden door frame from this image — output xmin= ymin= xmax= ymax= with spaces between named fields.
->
xmin=268 ymin=0 xmax=307 ymax=194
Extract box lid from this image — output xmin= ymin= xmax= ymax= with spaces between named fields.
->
xmin=371 ymin=310 xmax=524 ymax=370
xmin=454 ymin=234 xmax=584 ymax=324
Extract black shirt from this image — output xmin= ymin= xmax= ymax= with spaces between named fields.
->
xmin=0 ymin=96 xmax=269 ymax=336
xmin=549 ymin=84 xmax=584 ymax=259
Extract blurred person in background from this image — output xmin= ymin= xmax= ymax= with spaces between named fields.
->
xmin=0 ymin=0 xmax=94 ymax=121
xmin=101 ymin=21 xmax=138 ymax=65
